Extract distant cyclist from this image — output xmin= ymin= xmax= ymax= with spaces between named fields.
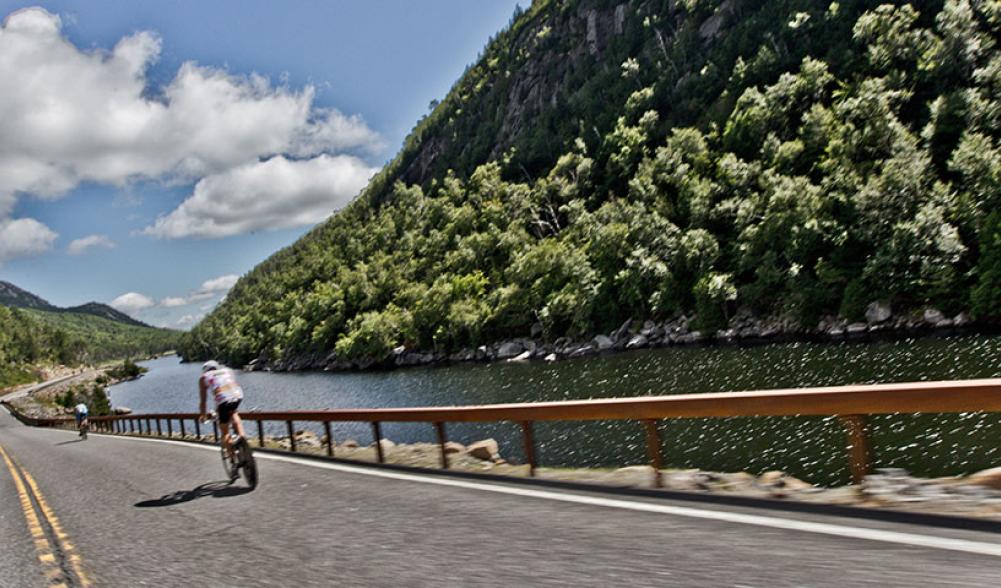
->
xmin=198 ymin=361 xmax=246 ymax=476
xmin=74 ymin=402 xmax=89 ymax=436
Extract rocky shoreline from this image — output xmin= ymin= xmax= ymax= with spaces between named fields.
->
xmin=92 ymin=428 xmax=1001 ymax=520
xmin=250 ymin=301 xmax=980 ymax=373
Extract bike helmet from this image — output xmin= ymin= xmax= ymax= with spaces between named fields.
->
xmin=202 ymin=360 xmax=220 ymax=373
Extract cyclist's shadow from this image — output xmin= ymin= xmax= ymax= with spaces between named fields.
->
xmin=134 ymin=481 xmax=252 ymax=508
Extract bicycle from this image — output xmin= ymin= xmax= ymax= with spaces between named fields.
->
xmin=77 ymin=419 xmax=88 ymax=440
xmin=204 ymin=412 xmax=257 ymax=489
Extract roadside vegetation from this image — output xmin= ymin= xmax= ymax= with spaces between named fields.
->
xmin=183 ymin=0 xmax=1001 ymax=367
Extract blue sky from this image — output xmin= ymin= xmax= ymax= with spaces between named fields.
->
xmin=0 ymin=0 xmax=522 ymax=328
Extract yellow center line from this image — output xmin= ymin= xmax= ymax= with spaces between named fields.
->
xmin=18 ymin=463 xmax=92 ymax=587
xmin=0 ymin=443 xmax=63 ymax=584
xmin=0 ymin=443 xmax=91 ymax=587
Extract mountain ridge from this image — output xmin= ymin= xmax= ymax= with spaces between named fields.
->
xmin=0 ymin=280 xmax=152 ymax=328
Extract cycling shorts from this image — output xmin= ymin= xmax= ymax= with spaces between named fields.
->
xmin=217 ymin=399 xmax=241 ymax=424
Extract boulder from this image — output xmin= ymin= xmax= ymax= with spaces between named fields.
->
xmin=966 ymin=467 xmax=1001 ymax=490
xmin=568 ymin=344 xmax=595 ymax=358
xmin=294 ymin=430 xmax=321 ymax=447
xmin=592 ymin=335 xmax=615 ymax=351
xmin=846 ymin=322 xmax=868 ymax=334
xmin=923 ymin=308 xmax=946 ymax=325
xmin=865 ymin=301 xmax=892 ymax=324
xmin=544 ymin=353 xmax=557 ymax=362
xmin=467 ymin=438 xmax=501 ymax=461
xmin=112 ymin=406 xmax=132 ymax=415
xmin=625 ymin=335 xmax=648 ymax=349
xmin=758 ymin=470 xmax=812 ymax=491
xmin=497 ymin=341 xmax=524 ymax=359
xmin=376 ymin=438 xmax=396 ymax=452
xmin=530 ymin=322 xmax=544 ymax=338
xmin=443 ymin=441 xmax=466 ymax=454
xmin=392 ymin=345 xmax=407 ymax=356
xmin=507 ymin=350 xmax=532 ymax=362
xmin=340 ymin=439 xmax=359 ymax=449
xmin=954 ymin=312 xmax=972 ymax=326
xmin=611 ymin=318 xmax=633 ymax=342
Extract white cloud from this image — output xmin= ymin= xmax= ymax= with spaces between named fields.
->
xmin=67 ymin=234 xmax=115 ymax=255
xmin=0 ymin=217 xmax=58 ymax=264
xmin=176 ymin=314 xmax=202 ymax=327
xmin=200 ymin=274 xmax=238 ymax=292
xmin=142 ymin=155 xmax=377 ymax=239
xmin=109 ymin=292 xmax=155 ymax=316
xmin=155 ymin=274 xmax=239 ymax=310
xmin=0 ymin=7 xmax=382 ymax=261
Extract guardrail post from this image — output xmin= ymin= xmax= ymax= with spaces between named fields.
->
xmin=156 ymin=418 xmax=162 ymax=437
xmin=323 ymin=421 xmax=334 ymax=457
xmin=180 ymin=419 xmax=186 ymax=438
xmin=286 ymin=420 xmax=296 ymax=452
xmin=840 ymin=415 xmax=872 ymax=484
xmin=257 ymin=420 xmax=265 ymax=448
xmin=212 ymin=421 xmax=219 ymax=443
xmin=371 ymin=422 xmax=384 ymax=463
xmin=194 ymin=418 xmax=201 ymax=439
xmin=520 ymin=421 xmax=537 ymax=476
xmin=129 ymin=419 xmax=135 ymax=434
xmin=434 ymin=422 xmax=448 ymax=469
xmin=145 ymin=418 xmax=151 ymax=436
xmin=166 ymin=419 xmax=173 ymax=438
xmin=642 ymin=419 xmax=664 ymax=488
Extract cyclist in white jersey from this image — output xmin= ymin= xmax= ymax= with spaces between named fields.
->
xmin=198 ymin=361 xmax=246 ymax=468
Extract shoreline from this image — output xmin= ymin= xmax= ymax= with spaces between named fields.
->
xmin=245 ymin=306 xmax=987 ymax=374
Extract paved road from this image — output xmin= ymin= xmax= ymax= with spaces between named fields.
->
xmin=2 ymin=410 xmax=1001 ymax=586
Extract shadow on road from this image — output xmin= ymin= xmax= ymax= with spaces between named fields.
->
xmin=55 ymin=438 xmax=87 ymax=446
xmin=134 ymin=481 xmax=253 ymax=508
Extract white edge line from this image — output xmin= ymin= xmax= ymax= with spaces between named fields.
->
xmin=70 ymin=430 xmax=1001 ymax=558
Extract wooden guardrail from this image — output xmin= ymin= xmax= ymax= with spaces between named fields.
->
xmin=8 ymin=378 xmax=1001 ymax=486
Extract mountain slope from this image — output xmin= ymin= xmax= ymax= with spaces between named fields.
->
xmin=0 ymin=280 xmax=55 ymax=311
xmin=183 ymin=0 xmax=1001 ymax=369
xmin=61 ymin=302 xmax=151 ymax=328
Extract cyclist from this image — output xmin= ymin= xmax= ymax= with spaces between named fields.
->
xmin=74 ymin=402 xmax=89 ymax=436
xmin=198 ymin=360 xmax=246 ymax=478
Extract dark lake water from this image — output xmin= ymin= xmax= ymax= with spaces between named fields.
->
xmin=110 ymin=334 xmax=1001 ymax=485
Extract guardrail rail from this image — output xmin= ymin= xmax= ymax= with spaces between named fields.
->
xmin=6 ymin=378 xmax=1001 ymax=486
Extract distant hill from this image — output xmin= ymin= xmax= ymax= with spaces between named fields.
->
xmin=0 ymin=280 xmax=55 ymax=311
xmin=0 ymin=280 xmax=151 ymax=327
xmin=61 ymin=302 xmax=151 ymax=328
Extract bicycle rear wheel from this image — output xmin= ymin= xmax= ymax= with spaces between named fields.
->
xmin=221 ymin=445 xmax=236 ymax=480
xmin=235 ymin=438 xmax=258 ymax=489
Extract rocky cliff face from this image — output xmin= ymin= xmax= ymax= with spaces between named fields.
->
xmin=393 ymin=0 xmax=742 ymax=192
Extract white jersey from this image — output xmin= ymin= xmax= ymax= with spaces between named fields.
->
xmin=202 ymin=368 xmax=243 ymax=405
xmin=74 ymin=403 xmax=88 ymax=416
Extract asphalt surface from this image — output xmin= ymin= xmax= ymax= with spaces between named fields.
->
xmin=2 ymin=410 xmax=1001 ymax=586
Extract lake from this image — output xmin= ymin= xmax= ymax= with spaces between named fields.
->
xmin=110 ymin=333 xmax=1001 ymax=485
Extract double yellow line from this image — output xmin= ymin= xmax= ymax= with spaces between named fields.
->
xmin=0 ymin=444 xmax=91 ymax=587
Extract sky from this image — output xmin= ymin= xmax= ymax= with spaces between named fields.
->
xmin=0 ymin=0 xmax=522 ymax=329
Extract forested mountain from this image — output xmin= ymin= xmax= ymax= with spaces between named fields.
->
xmin=0 ymin=280 xmax=151 ymax=327
xmin=1 ymin=283 xmax=179 ymax=387
xmin=182 ymin=0 xmax=1001 ymax=370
